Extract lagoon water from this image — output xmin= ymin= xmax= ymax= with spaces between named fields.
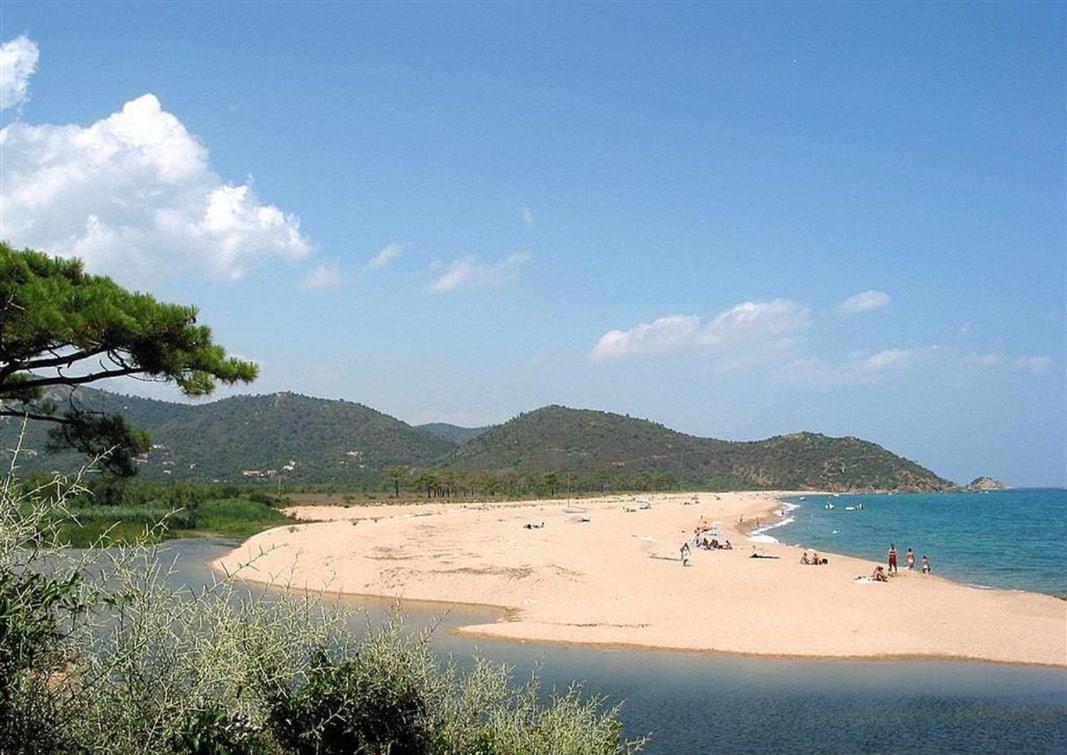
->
xmin=780 ymin=488 xmax=1067 ymax=597
xmin=159 ymin=539 xmax=1067 ymax=754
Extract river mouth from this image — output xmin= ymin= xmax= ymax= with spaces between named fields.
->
xmin=136 ymin=538 xmax=1067 ymax=754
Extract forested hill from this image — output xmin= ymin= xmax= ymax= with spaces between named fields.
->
xmin=445 ymin=405 xmax=954 ymax=492
xmin=0 ymin=389 xmax=954 ymax=491
xmin=417 ymin=423 xmax=491 ymax=444
xmin=1 ymin=388 xmax=453 ymax=484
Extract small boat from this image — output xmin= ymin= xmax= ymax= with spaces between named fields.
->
xmin=845 ymin=506 xmax=856 ymax=511
xmin=824 ymin=503 xmax=834 ymax=510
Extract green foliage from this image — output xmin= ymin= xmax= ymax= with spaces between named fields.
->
xmin=0 ymin=388 xmax=452 ymax=485
xmin=0 ymin=244 xmax=257 ymax=475
xmin=50 ymin=496 xmax=293 ymax=547
xmin=1 ymin=389 xmax=952 ymax=493
xmin=268 ymin=646 xmax=435 ymax=754
xmin=449 ymin=406 xmax=953 ymax=493
xmin=417 ymin=423 xmax=491 ymax=445
xmin=0 ymin=469 xmax=639 ymax=754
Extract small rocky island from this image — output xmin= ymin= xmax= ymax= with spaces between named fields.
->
xmin=963 ymin=476 xmax=1009 ymax=491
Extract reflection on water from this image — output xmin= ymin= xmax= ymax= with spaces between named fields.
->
xmin=154 ymin=539 xmax=1067 ymax=754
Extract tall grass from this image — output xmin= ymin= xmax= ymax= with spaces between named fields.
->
xmin=0 ymin=440 xmax=643 ymax=754
xmin=48 ymin=497 xmax=294 ymax=547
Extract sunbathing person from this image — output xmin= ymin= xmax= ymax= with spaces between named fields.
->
xmin=871 ymin=565 xmax=888 ymax=582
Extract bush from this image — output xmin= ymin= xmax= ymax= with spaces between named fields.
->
xmin=0 ymin=457 xmax=642 ymax=754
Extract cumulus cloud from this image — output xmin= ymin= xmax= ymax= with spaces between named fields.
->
xmin=590 ymin=299 xmax=811 ymax=370
xmin=591 ymin=315 xmax=702 ymax=361
xmin=0 ymin=35 xmax=38 ymax=111
xmin=299 ymin=262 xmax=342 ymax=290
xmin=521 ymin=206 xmax=534 ymax=229
xmin=427 ymin=250 xmax=532 ymax=293
xmin=1 ymin=82 xmax=311 ymax=284
xmin=835 ymin=290 xmax=891 ymax=315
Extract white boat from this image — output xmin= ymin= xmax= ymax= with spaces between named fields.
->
xmin=824 ymin=503 xmax=834 ymax=510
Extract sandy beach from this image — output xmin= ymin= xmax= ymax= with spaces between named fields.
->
xmin=215 ymin=491 xmax=1067 ymax=667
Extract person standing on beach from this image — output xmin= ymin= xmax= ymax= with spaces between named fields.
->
xmin=680 ymin=542 xmax=691 ymax=567
xmin=887 ymin=544 xmax=898 ymax=573
xmin=922 ymin=555 xmax=932 ymax=574
xmin=906 ymin=548 xmax=916 ymax=570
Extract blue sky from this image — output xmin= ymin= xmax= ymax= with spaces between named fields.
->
xmin=1 ymin=2 xmax=1064 ymax=485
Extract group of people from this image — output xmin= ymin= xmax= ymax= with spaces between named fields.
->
xmin=697 ymin=535 xmax=732 ymax=551
xmin=799 ymin=550 xmax=828 ymax=565
xmin=680 ymin=535 xmax=733 ymax=566
xmin=886 ymin=544 xmax=931 ymax=574
xmin=873 ymin=544 xmax=932 ymax=581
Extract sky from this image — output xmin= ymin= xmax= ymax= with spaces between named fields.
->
xmin=1 ymin=2 xmax=1064 ymax=486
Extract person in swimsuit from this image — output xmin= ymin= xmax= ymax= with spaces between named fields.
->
xmin=872 ymin=565 xmax=888 ymax=582
xmin=887 ymin=544 xmax=898 ymax=573
xmin=906 ymin=548 xmax=916 ymax=570
xmin=680 ymin=542 xmax=691 ymax=566
xmin=922 ymin=555 xmax=931 ymax=574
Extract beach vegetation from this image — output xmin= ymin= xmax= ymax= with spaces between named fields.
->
xmin=0 ymin=455 xmax=641 ymax=754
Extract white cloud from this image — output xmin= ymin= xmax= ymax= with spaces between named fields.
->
xmin=521 ymin=206 xmax=534 ymax=229
xmin=590 ymin=299 xmax=811 ymax=369
xmin=367 ymin=242 xmax=403 ymax=269
xmin=427 ymin=250 xmax=532 ymax=293
xmin=591 ymin=314 xmax=702 ymax=361
xmin=1016 ymin=355 xmax=1052 ymax=374
xmin=0 ymin=35 xmax=38 ymax=111
xmin=299 ymin=262 xmax=342 ymax=290
xmin=1 ymin=88 xmax=311 ymax=284
xmin=860 ymin=348 xmax=913 ymax=371
xmin=855 ymin=345 xmax=945 ymax=372
xmin=835 ymin=290 xmax=891 ymax=315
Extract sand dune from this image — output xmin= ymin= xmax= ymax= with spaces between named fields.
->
xmin=215 ymin=491 xmax=1067 ymax=667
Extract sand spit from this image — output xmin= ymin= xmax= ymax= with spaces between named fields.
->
xmin=216 ymin=492 xmax=1067 ymax=667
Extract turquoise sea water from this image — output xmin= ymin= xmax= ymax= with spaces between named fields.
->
xmin=778 ymin=488 xmax=1067 ymax=597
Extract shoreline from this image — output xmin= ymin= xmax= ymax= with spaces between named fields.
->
xmin=215 ymin=491 xmax=1067 ymax=668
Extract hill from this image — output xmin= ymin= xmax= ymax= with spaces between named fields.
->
xmin=445 ymin=405 xmax=953 ymax=492
xmin=417 ymin=422 xmax=492 ymax=444
xmin=0 ymin=388 xmax=453 ymax=484
xmin=0 ymin=390 xmax=954 ymax=491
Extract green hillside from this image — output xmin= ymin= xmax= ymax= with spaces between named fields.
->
xmin=445 ymin=405 xmax=953 ymax=492
xmin=0 ymin=388 xmax=453 ymax=484
xmin=1 ymin=390 xmax=954 ymax=491
xmin=417 ymin=422 xmax=491 ymax=444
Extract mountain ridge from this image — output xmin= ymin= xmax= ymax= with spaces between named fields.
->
xmin=0 ymin=388 xmax=954 ymax=491
xmin=447 ymin=405 xmax=953 ymax=492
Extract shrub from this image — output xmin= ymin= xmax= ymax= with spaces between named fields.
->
xmin=0 ymin=454 xmax=642 ymax=754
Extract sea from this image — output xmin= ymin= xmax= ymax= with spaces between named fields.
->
xmin=772 ymin=488 xmax=1067 ymax=597
xmin=153 ymin=539 xmax=1067 ymax=754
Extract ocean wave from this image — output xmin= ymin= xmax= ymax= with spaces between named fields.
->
xmin=748 ymin=515 xmax=795 ymax=544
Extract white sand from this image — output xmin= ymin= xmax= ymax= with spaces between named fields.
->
xmin=216 ymin=491 xmax=1067 ymax=666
